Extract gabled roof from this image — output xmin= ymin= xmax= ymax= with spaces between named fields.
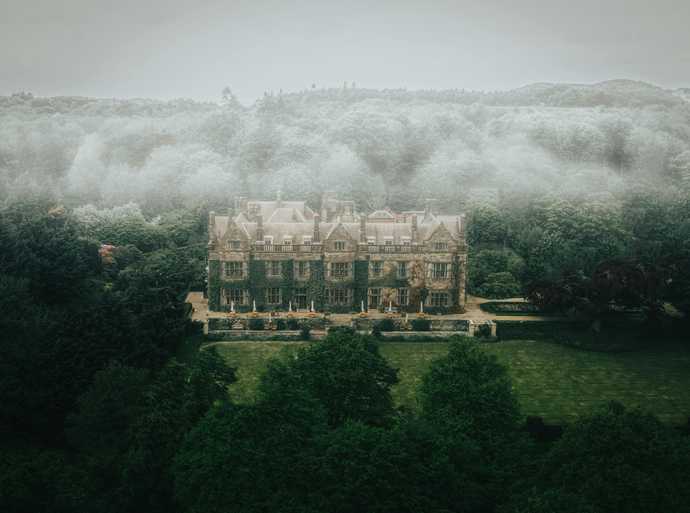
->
xmin=267 ymin=207 xmax=308 ymax=223
xmin=367 ymin=209 xmax=395 ymax=220
xmin=246 ymin=200 xmax=314 ymax=221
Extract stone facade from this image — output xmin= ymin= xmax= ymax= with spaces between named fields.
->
xmin=207 ymin=194 xmax=467 ymax=313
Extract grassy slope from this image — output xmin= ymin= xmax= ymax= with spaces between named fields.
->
xmin=209 ymin=340 xmax=690 ymax=424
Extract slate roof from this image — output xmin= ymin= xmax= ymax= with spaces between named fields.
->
xmin=246 ymin=200 xmax=315 ymax=221
xmin=212 ymin=213 xmax=464 ymax=244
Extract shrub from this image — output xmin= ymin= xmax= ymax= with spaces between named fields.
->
xmin=411 ymin=318 xmax=431 ymax=331
xmin=376 ymin=318 xmax=396 ymax=332
xmin=275 ymin=319 xmax=287 ymax=330
xmin=286 ymin=318 xmax=300 ymax=330
xmin=300 ymin=322 xmax=311 ymax=340
xmin=476 ymin=271 xmax=521 ymax=299
xmin=248 ymin=318 xmax=264 ymax=330
xmin=371 ymin=325 xmax=382 ymax=339
xmin=328 ymin=326 xmax=356 ymax=337
xmin=476 ymin=323 xmax=492 ymax=338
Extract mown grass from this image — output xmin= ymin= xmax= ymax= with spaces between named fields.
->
xmin=208 ymin=339 xmax=690 ymax=424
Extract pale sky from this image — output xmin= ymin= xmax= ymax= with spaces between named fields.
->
xmin=1 ymin=0 xmax=689 ymax=104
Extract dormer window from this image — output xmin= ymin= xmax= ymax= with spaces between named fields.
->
xmin=401 ymin=236 xmax=411 ymax=245
xmin=283 ymin=237 xmax=293 ymax=245
xmin=433 ymin=241 xmax=448 ymax=251
xmin=302 ymin=235 xmax=312 ymax=245
xmin=229 ymin=240 xmax=241 ymax=250
xmin=264 ymin=236 xmax=274 ymax=245
xmin=367 ymin=236 xmax=376 ymax=245
xmin=334 ymin=240 xmax=346 ymax=251
xmin=384 ymin=236 xmax=394 ymax=246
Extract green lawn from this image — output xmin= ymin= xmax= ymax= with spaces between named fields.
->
xmin=208 ymin=340 xmax=690 ymax=424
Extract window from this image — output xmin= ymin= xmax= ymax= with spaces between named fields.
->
xmin=431 ymin=262 xmax=448 ymax=279
xmin=401 ymin=236 xmax=411 ymax=246
xmin=229 ymin=239 xmax=241 ymax=250
xmin=229 ymin=288 xmax=246 ymax=305
xmin=370 ymin=261 xmax=383 ymax=278
xmin=328 ymin=288 xmax=350 ymax=305
xmin=295 ymin=260 xmax=310 ymax=278
xmin=384 ymin=236 xmax=394 ymax=245
xmin=433 ymin=241 xmax=448 ymax=251
xmin=397 ymin=261 xmax=408 ymax=279
xmin=367 ymin=236 xmax=376 ymax=245
xmin=430 ymin=292 xmax=449 ymax=307
xmin=294 ymin=287 xmax=307 ymax=309
xmin=302 ymin=235 xmax=312 ymax=245
xmin=264 ymin=236 xmax=274 ymax=245
xmin=266 ymin=287 xmax=281 ymax=304
xmin=334 ymin=240 xmax=346 ymax=251
xmin=398 ymin=288 xmax=409 ymax=306
xmin=224 ymin=261 xmax=244 ymax=278
xmin=331 ymin=262 xmax=350 ymax=278
xmin=283 ymin=237 xmax=292 ymax=246
xmin=267 ymin=261 xmax=282 ymax=277
xmin=368 ymin=288 xmax=381 ymax=308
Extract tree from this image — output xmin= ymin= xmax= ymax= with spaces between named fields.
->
xmin=509 ymin=403 xmax=690 ymax=513
xmin=420 ymin=338 xmax=520 ymax=440
xmin=120 ymin=351 xmax=236 ymax=513
xmin=307 ymin=419 xmax=488 ymax=513
xmin=174 ymin=389 xmax=326 ymax=513
xmin=259 ymin=332 xmax=399 ymax=427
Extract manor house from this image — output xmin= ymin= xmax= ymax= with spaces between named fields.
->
xmin=207 ymin=193 xmax=467 ymax=313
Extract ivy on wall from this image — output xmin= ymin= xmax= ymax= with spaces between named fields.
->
xmin=306 ymin=259 xmax=325 ymax=310
xmin=208 ymin=254 xmax=466 ymax=313
xmin=280 ymin=258 xmax=294 ymax=309
xmin=248 ymin=258 xmax=267 ymax=309
xmin=208 ymin=259 xmax=221 ymax=310
xmin=353 ymin=260 xmax=369 ymax=309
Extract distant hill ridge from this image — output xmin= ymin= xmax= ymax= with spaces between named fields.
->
xmin=1 ymin=79 xmax=687 ymax=115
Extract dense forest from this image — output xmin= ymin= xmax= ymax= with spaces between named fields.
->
xmin=1 ymin=82 xmax=690 ymax=512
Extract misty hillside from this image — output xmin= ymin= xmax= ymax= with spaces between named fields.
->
xmin=2 ymin=80 xmax=689 ymax=212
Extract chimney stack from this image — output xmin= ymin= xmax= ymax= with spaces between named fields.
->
xmin=424 ymin=198 xmax=436 ymax=218
xmin=208 ymin=211 xmax=217 ymax=245
xmin=313 ymin=213 xmax=321 ymax=243
xmin=458 ymin=215 xmax=466 ymax=244
xmin=256 ymin=214 xmax=264 ymax=242
xmin=360 ymin=214 xmax=367 ymax=243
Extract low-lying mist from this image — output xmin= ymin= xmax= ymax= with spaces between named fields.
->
xmin=1 ymin=80 xmax=689 ymax=213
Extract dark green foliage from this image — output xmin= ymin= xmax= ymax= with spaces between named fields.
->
xmin=468 ymin=248 xmax=524 ymax=297
xmin=174 ymin=397 xmax=326 ymax=513
xmin=508 ymin=403 xmax=690 ymax=513
xmin=307 ymin=419 xmax=488 ymax=513
xmin=420 ymin=337 xmax=521 ymax=440
xmin=376 ymin=318 xmax=396 ymax=332
xmin=411 ymin=318 xmax=431 ymax=331
xmin=261 ymin=332 xmax=399 ymax=427
xmin=248 ymin=318 xmax=265 ymax=330
xmin=0 ymin=202 xmax=101 ymax=303
xmin=476 ymin=271 xmax=522 ymax=299
xmin=65 ymin=364 xmax=150 ymax=454
xmin=0 ymin=444 xmax=87 ymax=513
xmin=300 ymin=321 xmax=311 ymax=340
xmin=327 ymin=325 xmax=356 ymax=336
